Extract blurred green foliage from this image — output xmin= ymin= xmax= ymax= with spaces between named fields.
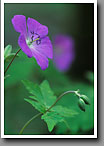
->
xmin=4 ymin=51 xmax=94 ymax=134
xmin=4 ymin=45 xmax=19 ymax=63
xmin=4 ymin=3 xmax=94 ymax=135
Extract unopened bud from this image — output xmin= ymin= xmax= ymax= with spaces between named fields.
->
xmin=80 ymin=95 xmax=90 ymax=105
xmin=78 ymin=98 xmax=86 ymax=112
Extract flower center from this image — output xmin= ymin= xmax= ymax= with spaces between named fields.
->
xmin=30 ymin=31 xmax=41 ymax=45
xmin=26 ymin=32 xmax=41 ymax=48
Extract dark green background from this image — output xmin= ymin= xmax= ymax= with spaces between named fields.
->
xmin=4 ymin=3 xmax=94 ymax=135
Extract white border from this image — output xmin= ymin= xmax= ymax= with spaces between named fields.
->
xmin=1 ymin=0 xmax=97 ymax=138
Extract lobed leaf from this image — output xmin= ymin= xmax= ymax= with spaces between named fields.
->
xmin=52 ymin=105 xmax=78 ymax=117
xmin=40 ymin=80 xmax=57 ymax=106
xmin=24 ymin=98 xmax=45 ymax=113
xmin=42 ymin=105 xmax=78 ymax=132
xmin=22 ymin=80 xmax=44 ymax=104
xmin=41 ymin=111 xmax=64 ymax=132
xmin=23 ymin=80 xmax=79 ymax=132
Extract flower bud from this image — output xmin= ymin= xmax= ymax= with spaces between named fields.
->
xmin=80 ymin=95 xmax=90 ymax=105
xmin=78 ymin=98 xmax=86 ymax=112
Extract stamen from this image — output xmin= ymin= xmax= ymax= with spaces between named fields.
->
xmin=32 ymin=37 xmax=40 ymax=42
xmin=30 ymin=31 xmax=34 ymax=34
xmin=29 ymin=31 xmax=41 ymax=45
xmin=31 ymin=36 xmax=34 ymax=41
xmin=36 ymin=39 xmax=41 ymax=45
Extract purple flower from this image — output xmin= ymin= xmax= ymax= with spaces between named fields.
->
xmin=12 ymin=15 xmax=53 ymax=70
xmin=53 ymin=35 xmax=75 ymax=72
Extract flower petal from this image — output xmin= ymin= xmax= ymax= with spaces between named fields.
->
xmin=31 ymin=48 xmax=49 ymax=70
xmin=53 ymin=35 xmax=75 ymax=72
xmin=18 ymin=35 xmax=32 ymax=58
xmin=27 ymin=17 xmax=48 ymax=38
xmin=12 ymin=15 xmax=27 ymax=37
xmin=54 ymin=52 xmax=74 ymax=71
xmin=32 ymin=36 xmax=53 ymax=59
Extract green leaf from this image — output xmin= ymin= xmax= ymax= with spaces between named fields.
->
xmin=5 ymin=53 xmax=19 ymax=62
xmin=41 ymin=111 xmax=64 ymax=132
xmin=4 ymin=45 xmax=12 ymax=59
xmin=24 ymin=98 xmax=45 ymax=113
xmin=52 ymin=105 xmax=78 ymax=117
xmin=42 ymin=105 xmax=78 ymax=132
xmin=22 ymin=80 xmax=44 ymax=104
xmin=40 ymin=80 xmax=57 ymax=106
xmin=4 ymin=45 xmax=19 ymax=63
xmin=23 ymin=80 xmax=79 ymax=132
xmin=29 ymin=95 xmax=39 ymax=102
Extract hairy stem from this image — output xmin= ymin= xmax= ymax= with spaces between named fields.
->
xmin=4 ymin=48 xmax=21 ymax=75
xmin=19 ymin=90 xmax=76 ymax=134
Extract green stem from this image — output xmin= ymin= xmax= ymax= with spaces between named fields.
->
xmin=46 ymin=91 xmax=76 ymax=112
xmin=4 ymin=48 xmax=21 ymax=75
xmin=19 ymin=90 xmax=77 ymax=134
xmin=19 ymin=113 xmax=42 ymax=134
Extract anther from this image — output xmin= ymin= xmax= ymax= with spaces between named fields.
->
xmin=36 ymin=39 xmax=41 ymax=45
xmin=31 ymin=36 xmax=34 ymax=41
xmin=30 ymin=31 xmax=34 ymax=34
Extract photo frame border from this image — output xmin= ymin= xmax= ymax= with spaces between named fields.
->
xmin=1 ymin=0 xmax=97 ymax=138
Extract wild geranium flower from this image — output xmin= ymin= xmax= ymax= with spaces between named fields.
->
xmin=53 ymin=35 xmax=75 ymax=72
xmin=12 ymin=15 xmax=53 ymax=70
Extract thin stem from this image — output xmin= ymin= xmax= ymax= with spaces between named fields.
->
xmin=4 ymin=48 xmax=21 ymax=75
xmin=19 ymin=113 xmax=42 ymax=135
xmin=46 ymin=91 xmax=76 ymax=112
xmin=19 ymin=90 xmax=76 ymax=134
